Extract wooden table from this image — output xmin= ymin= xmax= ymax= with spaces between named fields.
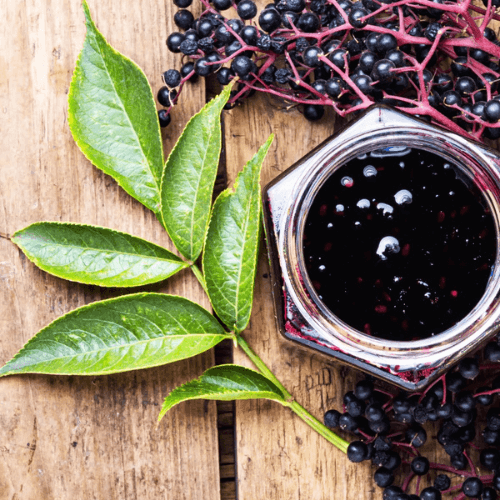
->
xmin=1 ymin=1 xmax=379 ymax=498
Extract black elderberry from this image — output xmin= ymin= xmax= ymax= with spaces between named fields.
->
xmin=275 ymin=68 xmax=291 ymax=84
xmin=231 ymin=55 xmax=254 ymax=78
xmin=483 ymin=487 xmax=498 ymax=500
xmin=324 ymin=409 xmax=341 ymax=428
xmin=214 ymin=24 xmax=234 ymax=44
xmin=279 ymin=0 xmax=305 ymax=12
xmin=451 ymin=452 xmax=467 ymax=470
xmin=196 ymin=18 xmax=214 ymax=38
xmin=224 ymin=41 xmax=243 ymax=58
xmin=371 ymin=59 xmax=395 ymax=82
xmin=456 ymin=424 xmax=475 ymax=444
xmin=420 ymin=487 xmax=442 ymax=500
xmin=451 ymin=406 xmax=474 ymax=427
xmin=485 ymin=99 xmax=500 ymax=122
xmin=369 ymin=416 xmax=391 ymax=434
xmin=385 ymin=49 xmax=404 ymax=67
xmin=339 ymin=412 xmax=359 ymax=432
xmin=184 ymin=28 xmax=199 ymax=42
xmin=411 ymin=456 xmax=429 ymax=475
xmin=472 ymin=102 xmax=487 ymax=120
xmin=433 ymin=73 xmax=454 ymax=93
xmin=180 ymin=61 xmax=197 ymax=82
xmin=365 ymin=32 xmax=379 ymax=52
xmin=347 ymin=441 xmax=368 ymax=462
xmin=349 ymin=7 xmax=368 ymax=29
xmin=302 ymin=46 xmax=323 ymax=67
xmin=444 ymin=441 xmax=464 ymax=457
xmin=365 ymin=403 xmax=385 ymax=422
xmin=376 ymin=33 xmax=397 ymax=54
xmin=259 ymin=8 xmax=282 ymax=32
xmin=166 ymin=32 xmax=185 ymax=53
xmin=470 ymin=48 xmax=489 ymax=64
xmin=446 ymin=372 xmax=466 ymax=393
xmin=434 ymin=474 xmax=451 ymax=491
xmin=455 ymin=76 xmax=476 ymax=97
xmin=194 ymin=57 xmax=212 ymax=77
xmin=329 ymin=48 xmax=350 ymax=70
xmin=451 ymin=57 xmax=472 ymax=78
xmin=406 ymin=425 xmax=426 ymax=447
xmin=480 ymin=448 xmax=500 ymax=470
xmin=205 ymin=52 xmax=222 ymax=72
xmin=303 ymin=104 xmax=325 ymax=121
xmin=297 ymin=12 xmax=320 ymax=32
xmin=393 ymin=396 xmax=411 ymax=414
xmin=157 ymin=109 xmax=171 ymax=128
xmin=163 ymin=69 xmax=181 ymax=88
xmin=216 ymin=67 xmax=234 ymax=86
xmin=179 ymin=38 xmax=198 ymax=55
xmin=359 ymin=51 xmax=378 ymax=74
xmin=384 ymin=451 xmax=401 ymax=471
xmin=174 ymin=0 xmax=192 ymax=7
xmin=213 ymin=0 xmax=232 ymax=8
xmin=227 ymin=18 xmax=244 ymax=33
xmin=261 ymin=64 xmax=277 ymax=84
xmin=373 ymin=436 xmax=391 ymax=451
xmin=347 ymin=38 xmax=365 ymax=56
xmin=311 ymin=79 xmax=327 ymax=95
xmin=174 ymin=10 xmax=194 ymax=30
xmin=157 ymin=86 xmax=177 ymax=107
xmin=455 ymin=391 xmax=476 ymax=412
xmin=425 ymin=22 xmax=441 ymax=41
xmin=374 ymin=467 xmax=394 ymax=488
xmin=282 ymin=11 xmax=299 ymax=29
xmin=413 ymin=404 xmax=429 ymax=424
xmin=237 ymin=0 xmax=257 ymax=18
xmin=383 ymin=486 xmax=404 ymax=500
xmin=239 ymin=26 xmax=258 ymax=46
xmin=494 ymin=474 xmax=500 ymax=492
xmin=355 ymin=379 xmax=373 ymax=400
xmin=462 ymin=477 xmax=483 ymax=498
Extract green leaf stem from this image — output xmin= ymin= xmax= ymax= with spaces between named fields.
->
xmin=0 ymin=294 xmax=230 ymax=377
xmin=203 ymin=135 xmax=273 ymax=332
xmin=68 ymin=0 xmax=164 ymax=213
xmin=160 ymin=86 xmax=231 ymax=262
xmin=159 ymin=364 xmax=286 ymax=420
xmin=12 ymin=222 xmax=187 ymax=287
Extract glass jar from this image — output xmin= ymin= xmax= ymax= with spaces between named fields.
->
xmin=263 ymin=105 xmax=500 ymax=390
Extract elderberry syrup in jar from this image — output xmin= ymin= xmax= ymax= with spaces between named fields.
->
xmin=263 ymin=106 xmax=500 ymax=390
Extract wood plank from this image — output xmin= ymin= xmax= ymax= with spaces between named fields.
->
xmin=0 ymin=1 xmax=221 ymax=498
xmin=224 ymin=92 xmax=386 ymax=498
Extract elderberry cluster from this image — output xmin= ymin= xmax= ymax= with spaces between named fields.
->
xmin=158 ymin=0 xmax=500 ymax=141
xmin=323 ymin=338 xmax=500 ymax=499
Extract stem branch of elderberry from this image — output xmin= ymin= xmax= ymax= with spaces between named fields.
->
xmin=236 ymin=333 xmax=349 ymax=453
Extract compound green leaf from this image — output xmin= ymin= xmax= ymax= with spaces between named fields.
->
xmin=160 ymin=86 xmax=231 ymax=262
xmin=0 ymin=294 xmax=230 ymax=377
xmin=12 ymin=222 xmax=187 ymax=287
xmin=68 ymin=1 xmax=163 ymax=214
xmin=203 ymin=135 xmax=273 ymax=332
xmin=159 ymin=364 xmax=286 ymax=420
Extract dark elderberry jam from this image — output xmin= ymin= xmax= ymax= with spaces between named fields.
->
xmin=302 ymin=148 xmax=496 ymax=341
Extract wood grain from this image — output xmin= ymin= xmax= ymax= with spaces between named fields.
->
xmin=224 ymin=94 xmax=383 ymax=499
xmin=0 ymin=1 xmax=221 ymax=498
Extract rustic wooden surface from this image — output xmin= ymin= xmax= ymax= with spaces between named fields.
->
xmin=0 ymin=1 xmax=222 ymax=499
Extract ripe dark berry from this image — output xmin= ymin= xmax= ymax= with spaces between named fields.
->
xmin=259 ymin=8 xmax=282 ymax=32
xmin=278 ymin=0 xmax=305 ymax=12
xmin=157 ymin=109 xmax=171 ymax=128
xmin=374 ymin=467 xmax=394 ymax=488
xmin=434 ymin=73 xmax=454 ymax=93
xmin=485 ymin=342 xmax=500 ymax=362
xmin=483 ymin=487 xmax=498 ymax=500
xmin=179 ymin=39 xmax=198 ymax=55
xmin=157 ymin=86 xmax=177 ymax=107
xmin=451 ymin=453 xmax=467 ymax=470
xmin=174 ymin=0 xmax=192 ymax=7
xmin=355 ymin=379 xmax=373 ymax=400
xmin=261 ymin=64 xmax=277 ymax=84
xmin=194 ymin=57 xmax=212 ymax=77
xmin=480 ymin=448 xmax=500 ymax=470
xmin=434 ymin=474 xmax=451 ymax=491
xmin=411 ymin=456 xmax=429 ymax=475
xmin=214 ymin=24 xmax=234 ymax=44
xmin=451 ymin=406 xmax=473 ymax=427
xmin=494 ymin=473 xmax=500 ymax=492
xmin=376 ymin=33 xmax=397 ymax=54
xmin=303 ymin=104 xmax=325 ymax=121
xmin=349 ymin=7 xmax=368 ymax=28
xmin=166 ymin=32 xmax=185 ymax=53
xmin=240 ymin=26 xmax=258 ymax=45
xmin=420 ymin=487 xmax=441 ymax=500
xmin=237 ymin=0 xmax=258 ymax=19
xmin=451 ymin=56 xmax=472 ymax=77
xmin=462 ymin=477 xmax=483 ymax=498
xmin=347 ymin=441 xmax=368 ymax=462
xmin=329 ymin=48 xmax=350 ymax=70
xmin=353 ymin=74 xmax=373 ymax=94
xmin=365 ymin=402 xmax=384 ymax=422
xmin=297 ymin=12 xmax=320 ymax=32
xmin=455 ymin=76 xmax=476 ymax=97
xmin=447 ymin=372 xmax=466 ymax=392
xmin=385 ymin=49 xmax=404 ymax=67
xmin=384 ymin=451 xmax=401 ymax=471
xmin=275 ymin=68 xmax=292 ymax=84
xmin=174 ymin=10 xmax=194 ymax=30
xmin=231 ymin=55 xmax=254 ymax=77
xmin=455 ymin=391 xmax=475 ymax=412
xmin=339 ymin=412 xmax=359 ymax=432
xmin=324 ymin=409 xmax=340 ymax=428
xmin=163 ymin=69 xmax=181 ymax=88
xmin=359 ymin=51 xmax=378 ymax=73
xmin=311 ymin=79 xmax=327 ymax=95
xmin=180 ymin=61 xmax=197 ymax=82
xmin=213 ymin=0 xmax=232 ymax=8
xmin=216 ymin=67 xmax=234 ymax=85
xmin=303 ymin=46 xmax=324 ymax=67
xmin=383 ymin=486 xmax=404 ymax=500
xmin=425 ymin=22 xmax=441 ymax=41
xmin=365 ymin=32 xmax=379 ymax=52
xmin=485 ymin=99 xmax=500 ymax=122
xmin=196 ymin=18 xmax=214 ymax=37
xmin=458 ymin=358 xmax=479 ymax=380
xmin=282 ymin=11 xmax=299 ymax=29
xmin=406 ymin=425 xmax=427 ymax=447
xmin=371 ymin=59 xmax=395 ymax=82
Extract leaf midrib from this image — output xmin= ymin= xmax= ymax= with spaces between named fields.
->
xmin=90 ymin=28 xmax=160 ymax=192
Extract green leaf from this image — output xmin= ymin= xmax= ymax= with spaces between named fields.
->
xmin=68 ymin=1 xmax=163 ymax=214
xmin=0 ymin=294 xmax=230 ymax=377
xmin=160 ymin=86 xmax=231 ymax=262
xmin=203 ymin=135 xmax=274 ymax=333
xmin=158 ymin=364 xmax=286 ymax=420
xmin=12 ymin=222 xmax=187 ymax=288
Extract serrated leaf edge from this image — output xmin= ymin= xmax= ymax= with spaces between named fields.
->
xmin=68 ymin=0 xmax=164 ymax=214
xmin=0 ymin=292 xmax=226 ymax=377
xmin=13 ymin=221 xmax=188 ymax=288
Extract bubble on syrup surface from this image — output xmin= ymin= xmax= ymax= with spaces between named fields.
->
xmin=363 ymin=165 xmax=377 ymax=178
xmin=335 ymin=204 xmax=345 ymax=213
xmin=357 ymin=198 xmax=370 ymax=209
xmin=377 ymin=202 xmax=394 ymax=217
xmin=341 ymin=176 xmax=354 ymax=187
xmin=394 ymin=189 xmax=413 ymax=205
xmin=376 ymin=236 xmax=400 ymax=260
